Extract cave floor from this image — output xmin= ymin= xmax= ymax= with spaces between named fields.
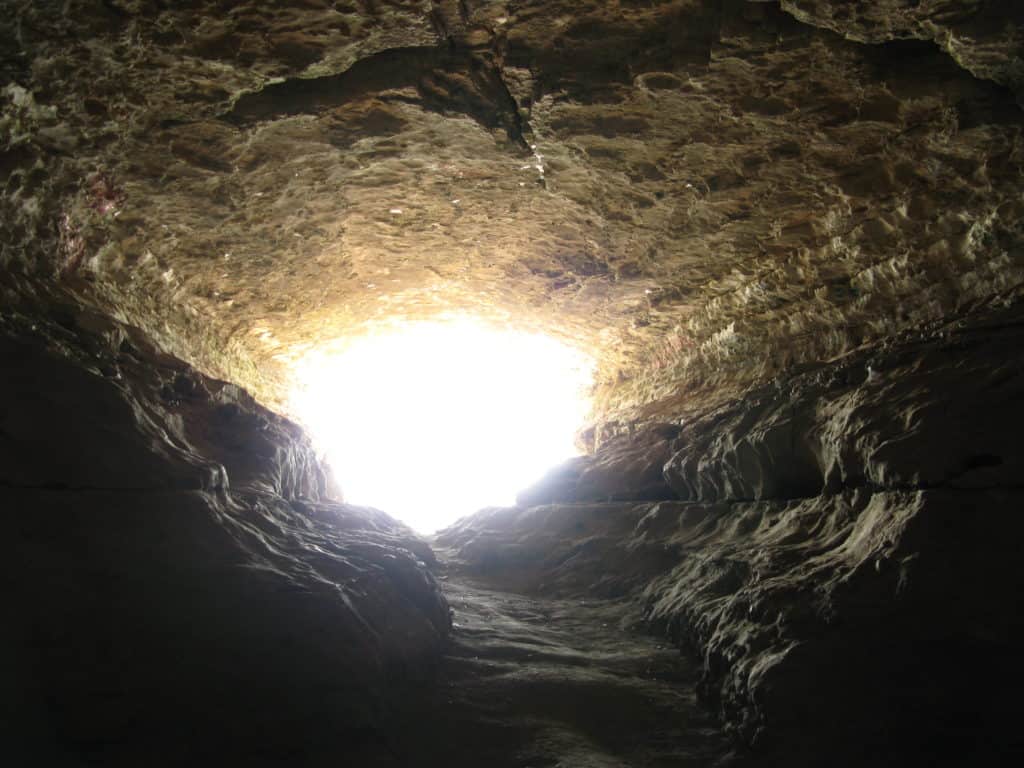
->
xmin=383 ymin=550 xmax=734 ymax=767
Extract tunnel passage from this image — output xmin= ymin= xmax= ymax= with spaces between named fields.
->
xmin=288 ymin=317 xmax=595 ymax=532
xmin=3 ymin=0 xmax=1024 ymax=765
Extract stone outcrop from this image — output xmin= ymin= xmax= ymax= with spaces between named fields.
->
xmin=438 ymin=304 xmax=1024 ymax=766
xmin=1 ymin=308 xmax=449 ymax=765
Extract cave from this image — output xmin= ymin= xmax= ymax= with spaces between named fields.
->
xmin=3 ymin=1 xmax=1023 ymax=766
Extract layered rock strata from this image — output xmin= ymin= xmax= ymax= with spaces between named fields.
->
xmin=439 ymin=304 xmax=1024 ymax=766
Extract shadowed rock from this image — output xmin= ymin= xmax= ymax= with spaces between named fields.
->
xmin=2 ymin=313 xmax=449 ymax=765
xmin=441 ymin=304 xmax=1024 ymax=766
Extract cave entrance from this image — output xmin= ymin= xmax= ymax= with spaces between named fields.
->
xmin=289 ymin=317 xmax=595 ymax=532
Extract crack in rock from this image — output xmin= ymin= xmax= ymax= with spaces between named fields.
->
xmin=224 ymin=44 xmax=532 ymax=151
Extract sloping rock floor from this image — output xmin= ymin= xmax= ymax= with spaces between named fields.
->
xmin=382 ymin=550 xmax=734 ymax=768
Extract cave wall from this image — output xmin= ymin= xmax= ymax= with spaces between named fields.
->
xmin=2 ymin=1 xmax=1024 ymax=764
xmin=0 ymin=308 xmax=449 ymax=765
xmin=1 ymin=1 xmax=1021 ymax=421
xmin=439 ymin=303 xmax=1024 ymax=766
xmin=8 ymin=288 xmax=1021 ymax=766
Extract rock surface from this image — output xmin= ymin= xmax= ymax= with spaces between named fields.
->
xmin=439 ymin=304 xmax=1024 ymax=766
xmin=3 ymin=1 xmax=1024 ymax=765
xmin=516 ymin=423 xmax=681 ymax=506
xmin=386 ymin=569 xmax=733 ymax=767
xmin=0 ymin=1 xmax=1021 ymax=424
xmin=1 ymin=309 xmax=449 ymax=765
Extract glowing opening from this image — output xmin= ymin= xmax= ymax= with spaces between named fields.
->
xmin=289 ymin=318 xmax=594 ymax=533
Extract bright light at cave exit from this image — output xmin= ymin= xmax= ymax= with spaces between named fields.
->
xmin=289 ymin=318 xmax=595 ymax=533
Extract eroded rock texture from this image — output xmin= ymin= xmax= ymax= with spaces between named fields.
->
xmin=0 ymin=1 xmax=1020 ymax=422
xmin=3 ymin=1 xmax=1024 ymax=766
xmin=439 ymin=305 xmax=1024 ymax=766
xmin=1 ymin=310 xmax=449 ymax=765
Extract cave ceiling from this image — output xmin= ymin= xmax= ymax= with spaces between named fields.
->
xmin=2 ymin=0 xmax=1023 ymax=424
